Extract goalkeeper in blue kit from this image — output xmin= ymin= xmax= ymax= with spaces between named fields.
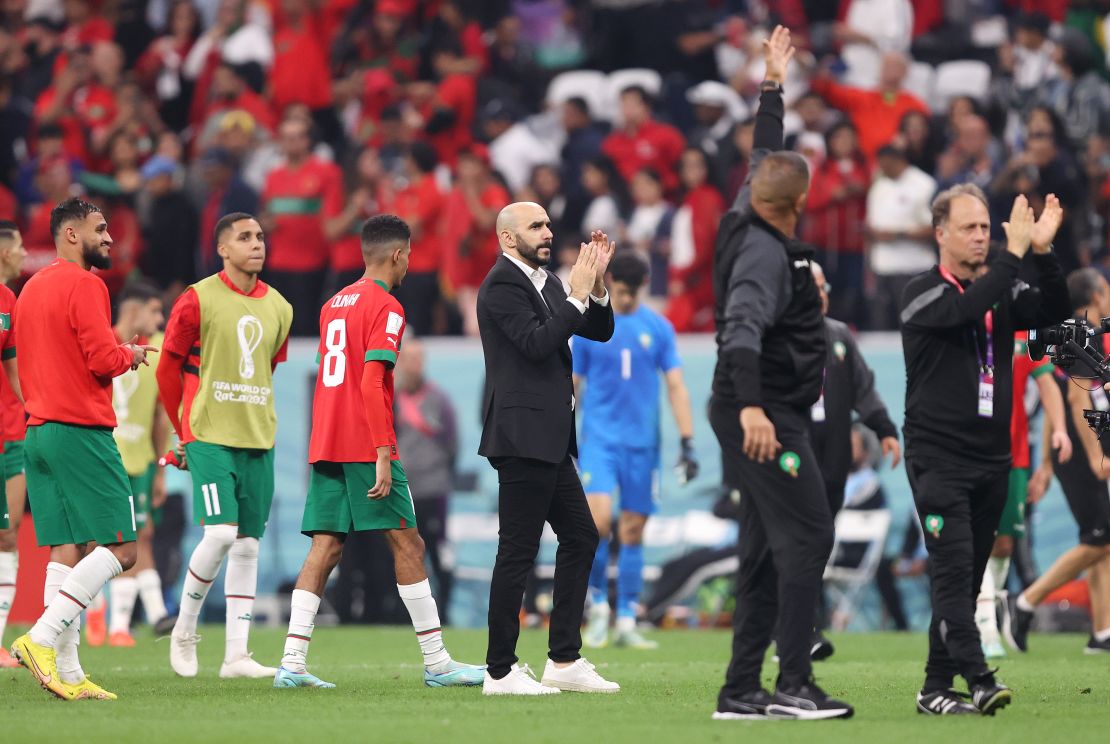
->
xmin=574 ymin=252 xmax=698 ymax=649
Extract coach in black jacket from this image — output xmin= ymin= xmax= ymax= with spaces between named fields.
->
xmin=708 ymin=26 xmax=852 ymax=721
xmin=477 ymin=201 xmax=616 ymax=695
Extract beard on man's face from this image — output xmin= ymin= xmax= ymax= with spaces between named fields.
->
xmin=83 ymin=240 xmax=111 ymax=270
xmin=515 ymin=233 xmax=553 ymax=266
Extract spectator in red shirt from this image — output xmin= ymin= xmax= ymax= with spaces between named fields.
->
xmin=199 ymin=62 xmax=276 ymax=140
xmin=407 ymin=45 xmax=477 ymax=168
xmin=380 ymin=141 xmax=443 ymax=335
xmin=441 ymin=146 xmax=510 ymax=336
xmin=809 ymin=51 xmax=929 ymax=161
xmin=323 ymin=147 xmax=387 ymax=288
xmin=666 ymin=147 xmax=724 ymax=333
xmin=602 ymin=85 xmax=686 ymax=195
xmin=421 ymin=0 xmax=487 ymax=77
xmin=802 ymin=121 xmax=870 ymax=327
xmin=33 ymin=45 xmax=117 ymax=167
xmin=269 ymin=0 xmax=333 ymax=119
xmin=260 ymin=116 xmax=340 ymax=335
xmin=332 ymin=0 xmax=421 ymax=82
xmin=60 ymin=0 xmax=114 ymax=49
xmin=135 ymin=0 xmax=200 ymax=132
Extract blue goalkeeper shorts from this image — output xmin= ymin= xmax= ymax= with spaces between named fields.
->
xmin=577 ymin=443 xmax=659 ymax=516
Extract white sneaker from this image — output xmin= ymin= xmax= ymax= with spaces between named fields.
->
xmin=483 ymin=663 xmax=561 ymax=696
xmin=220 ymin=653 xmax=280 ymax=679
xmin=540 ymin=658 xmax=620 ymax=693
xmin=170 ymin=632 xmax=201 ymax=678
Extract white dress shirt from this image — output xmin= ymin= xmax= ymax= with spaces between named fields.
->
xmin=501 ymin=252 xmax=609 ymax=313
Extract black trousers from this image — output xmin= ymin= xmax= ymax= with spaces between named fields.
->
xmin=263 ymin=268 xmax=327 ymax=337
xmin=486 ymin=455 xmax=599 ymax=678
xmin=710 ymin=399 xmax=835 ymax=696
xmin=906 ymin=454 xmax=1008 ymax=691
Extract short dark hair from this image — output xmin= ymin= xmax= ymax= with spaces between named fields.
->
xmin=1068 ymin=268 xmax=1103 ymax=312
xmin=38 ymin=122 xmax=64 ymax=140
xmin=408 ymin=142 xmax=438 ymax=174
xmin=0 ymin=219 xmax=18 ymax=243
xmin=606 ymin=250 xmax=648 ymax=290
xmin=118 ymin=278 xmax=163 ymax=306
xmin=751 ymin=152 xmax=810 ymax=213
xmin=620 ymin=85 xmax=652 ymax=108
xmin=50 ymin=197 xmax=102 ymax=239
xmin=565 ymin=96 xmax=590 ymax=117
xmin=361 ymin=214 xmax=411 ymax=262
xmin=215 ymin=211 xmax=257 ymax=245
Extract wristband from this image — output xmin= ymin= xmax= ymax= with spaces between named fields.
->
xmin=759 ymin=80 xmax=783 ymax=94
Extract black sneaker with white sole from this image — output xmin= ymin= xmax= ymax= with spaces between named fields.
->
xmin=767 ymin=680 xmax=854 ymax=720
xmin=916 ymin=689 xmax=979 ymax=715
xmin=713 ymin=689 xmax=779 ymax=720
xmin=1006 ymin=604 xmax=1033 ymax=652
xmin=969 ymin=676 xmax=1012 ymax=716
xmin=811 ymin=633 xmax=835 ymax=662
xmin=1084 ymin=635 xmax=1110 ymax=654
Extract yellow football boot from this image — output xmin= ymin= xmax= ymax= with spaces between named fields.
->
xmin=62 ymin=676 xmax=118 ymax=701
xmin=10 ymin=634 xmax=68 ymax=700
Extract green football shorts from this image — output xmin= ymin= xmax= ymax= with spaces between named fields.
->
xmin=128 ymin=462 xmax=162 ymax=530
xmin=184 ymin=441 xmax=274 ymax=538
xmin=25 ymin=423 xmax=137 ymax=546
xmin=998 ymin=467 xmax=1029 ymax=539
xmin=3 ymin=439 xmax=24 ymax=478
xmin=302 ymin=460 xmax=417 ymax=535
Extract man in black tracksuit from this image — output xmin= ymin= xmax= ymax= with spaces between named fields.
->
xmin=709 ymin=26 xmax=853 ymax=722
xmin=808 ymin=263 xmax=900 ymax=658
xmin=900 ymin=185 xmax=1069 ymax=716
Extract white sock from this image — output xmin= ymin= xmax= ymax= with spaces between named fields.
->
xmin=397 ymin=579 xmax=451 ymax=672
xmin=39 ymin=563 xmax=84 ymax=684
xmin=1016 ymin=592 xmax=1035 ymax=613
xmin=1095 ymin=627 xmax=1110 ymax=642
xmin=174 ymin=524 xmax=237 ymax=637
xmin=988 ymin=556 xmax=1011 ymax=597
xmin=281 ymin=589 xmax=321 ymax=673
xmin=30 ymin=548 xmax=121 ymax=648
xmin=136 ymin=568 xmax=167 ymax=625
xmin=976 ymin=567 xmax=1001 ymax=644
xmin=88 ymin=588 xmax=106 ymax=612
xmin=108 ymin=577 xmax=138 ymax=635
xmin=616 ymin=615 xmax=636 ymax=634
xmin=224 ymin=536 xmax=259 ymax=662
xmin=0 ymin=551 xmax=16 ymax=642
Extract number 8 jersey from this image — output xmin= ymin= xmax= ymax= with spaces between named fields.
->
xmin=308 ymin=278 xmax=406 ymax=463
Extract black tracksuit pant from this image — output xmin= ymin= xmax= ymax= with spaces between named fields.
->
xmin=485 ymin=455 xmax=599 ymax=678
xmin=905 ymin=453 xmax=1008 ymax=691
xmin=710 ymin=399 xmax=835 ymax=696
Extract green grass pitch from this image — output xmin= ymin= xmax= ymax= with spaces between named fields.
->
xmin=2 ymin=627 xmax=1107 ymax=743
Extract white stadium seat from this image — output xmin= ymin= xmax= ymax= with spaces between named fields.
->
xmin=932 ymin=59 xmax=992 ymax=112
xmin=603 ymin=68 xmax=664 ymax=124
xmin=903 ymin=61 xmax=936 ymax=105
xmin=545 ymin=69 xmax=608 ymax=117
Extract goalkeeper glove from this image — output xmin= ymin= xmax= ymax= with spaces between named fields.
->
xmin=675 ymin=437 xmax=699 ymax=485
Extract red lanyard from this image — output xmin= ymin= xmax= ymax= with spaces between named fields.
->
xmin=938 ymin=265 xmax=994 ymax=372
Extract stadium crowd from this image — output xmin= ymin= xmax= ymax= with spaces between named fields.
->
xmin=0 ymin=0 xmax=1109 ymax=335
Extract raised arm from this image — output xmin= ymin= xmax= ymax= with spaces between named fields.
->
xmin=1012 ymin=195 xmax=1071 ymax=329
xmin=731 ymin=25 xmax=793 ymax=212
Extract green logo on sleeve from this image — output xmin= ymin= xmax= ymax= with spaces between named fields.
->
xmin=779 ymin=451 xmax=800 ymax=478
xmin=925 ymin=514 xmax=944 ymax=538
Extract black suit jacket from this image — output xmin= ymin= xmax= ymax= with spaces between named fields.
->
xmin=477 ymin=254 xmax=614 ymax=463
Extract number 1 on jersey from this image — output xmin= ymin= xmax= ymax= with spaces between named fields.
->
xmin=322 ymin=318 xmax=347 ymax=387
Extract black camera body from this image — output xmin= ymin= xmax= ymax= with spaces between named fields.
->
xmin=1030 ymin=317 xmax=1110 ymax=437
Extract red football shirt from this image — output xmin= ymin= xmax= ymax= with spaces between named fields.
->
xmin=262 ymin=156 xmax=341 ymax=272
xmin=381 ymin=174 xmax=443 ymax=274
xmin=270 ymin=17 xmax=333 ymax=115
xmin=15 ymin=259 xmax=133 ymax=427
xmin=601 ymin=119 xmax=686 ymax=193
xmin=0 ymin=284 xmax=17 ymax=450
xmin=309 ymin=278 xmax=406 ymax=463
xmin=1011 ymin=331 xmax=1054 ymax=469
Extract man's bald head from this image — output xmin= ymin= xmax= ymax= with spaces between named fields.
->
xmin=751 ymin=152 xmax=810 ymax=218
xmin=497 ymin=201 xmax=554 ymax=268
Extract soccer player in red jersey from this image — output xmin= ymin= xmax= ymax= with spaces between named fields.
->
xmin=9 ymin=198 xmax=156 ymax=701
xmin=275 ymin=215 xmax=483 ymax=689
xmin=0 ymin=219 xmax=26 ymax=669
xmin=159 ymin=212 xmax=292 ymax=680
xmin=975 ymin=330 xmax=1071 ymax=658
